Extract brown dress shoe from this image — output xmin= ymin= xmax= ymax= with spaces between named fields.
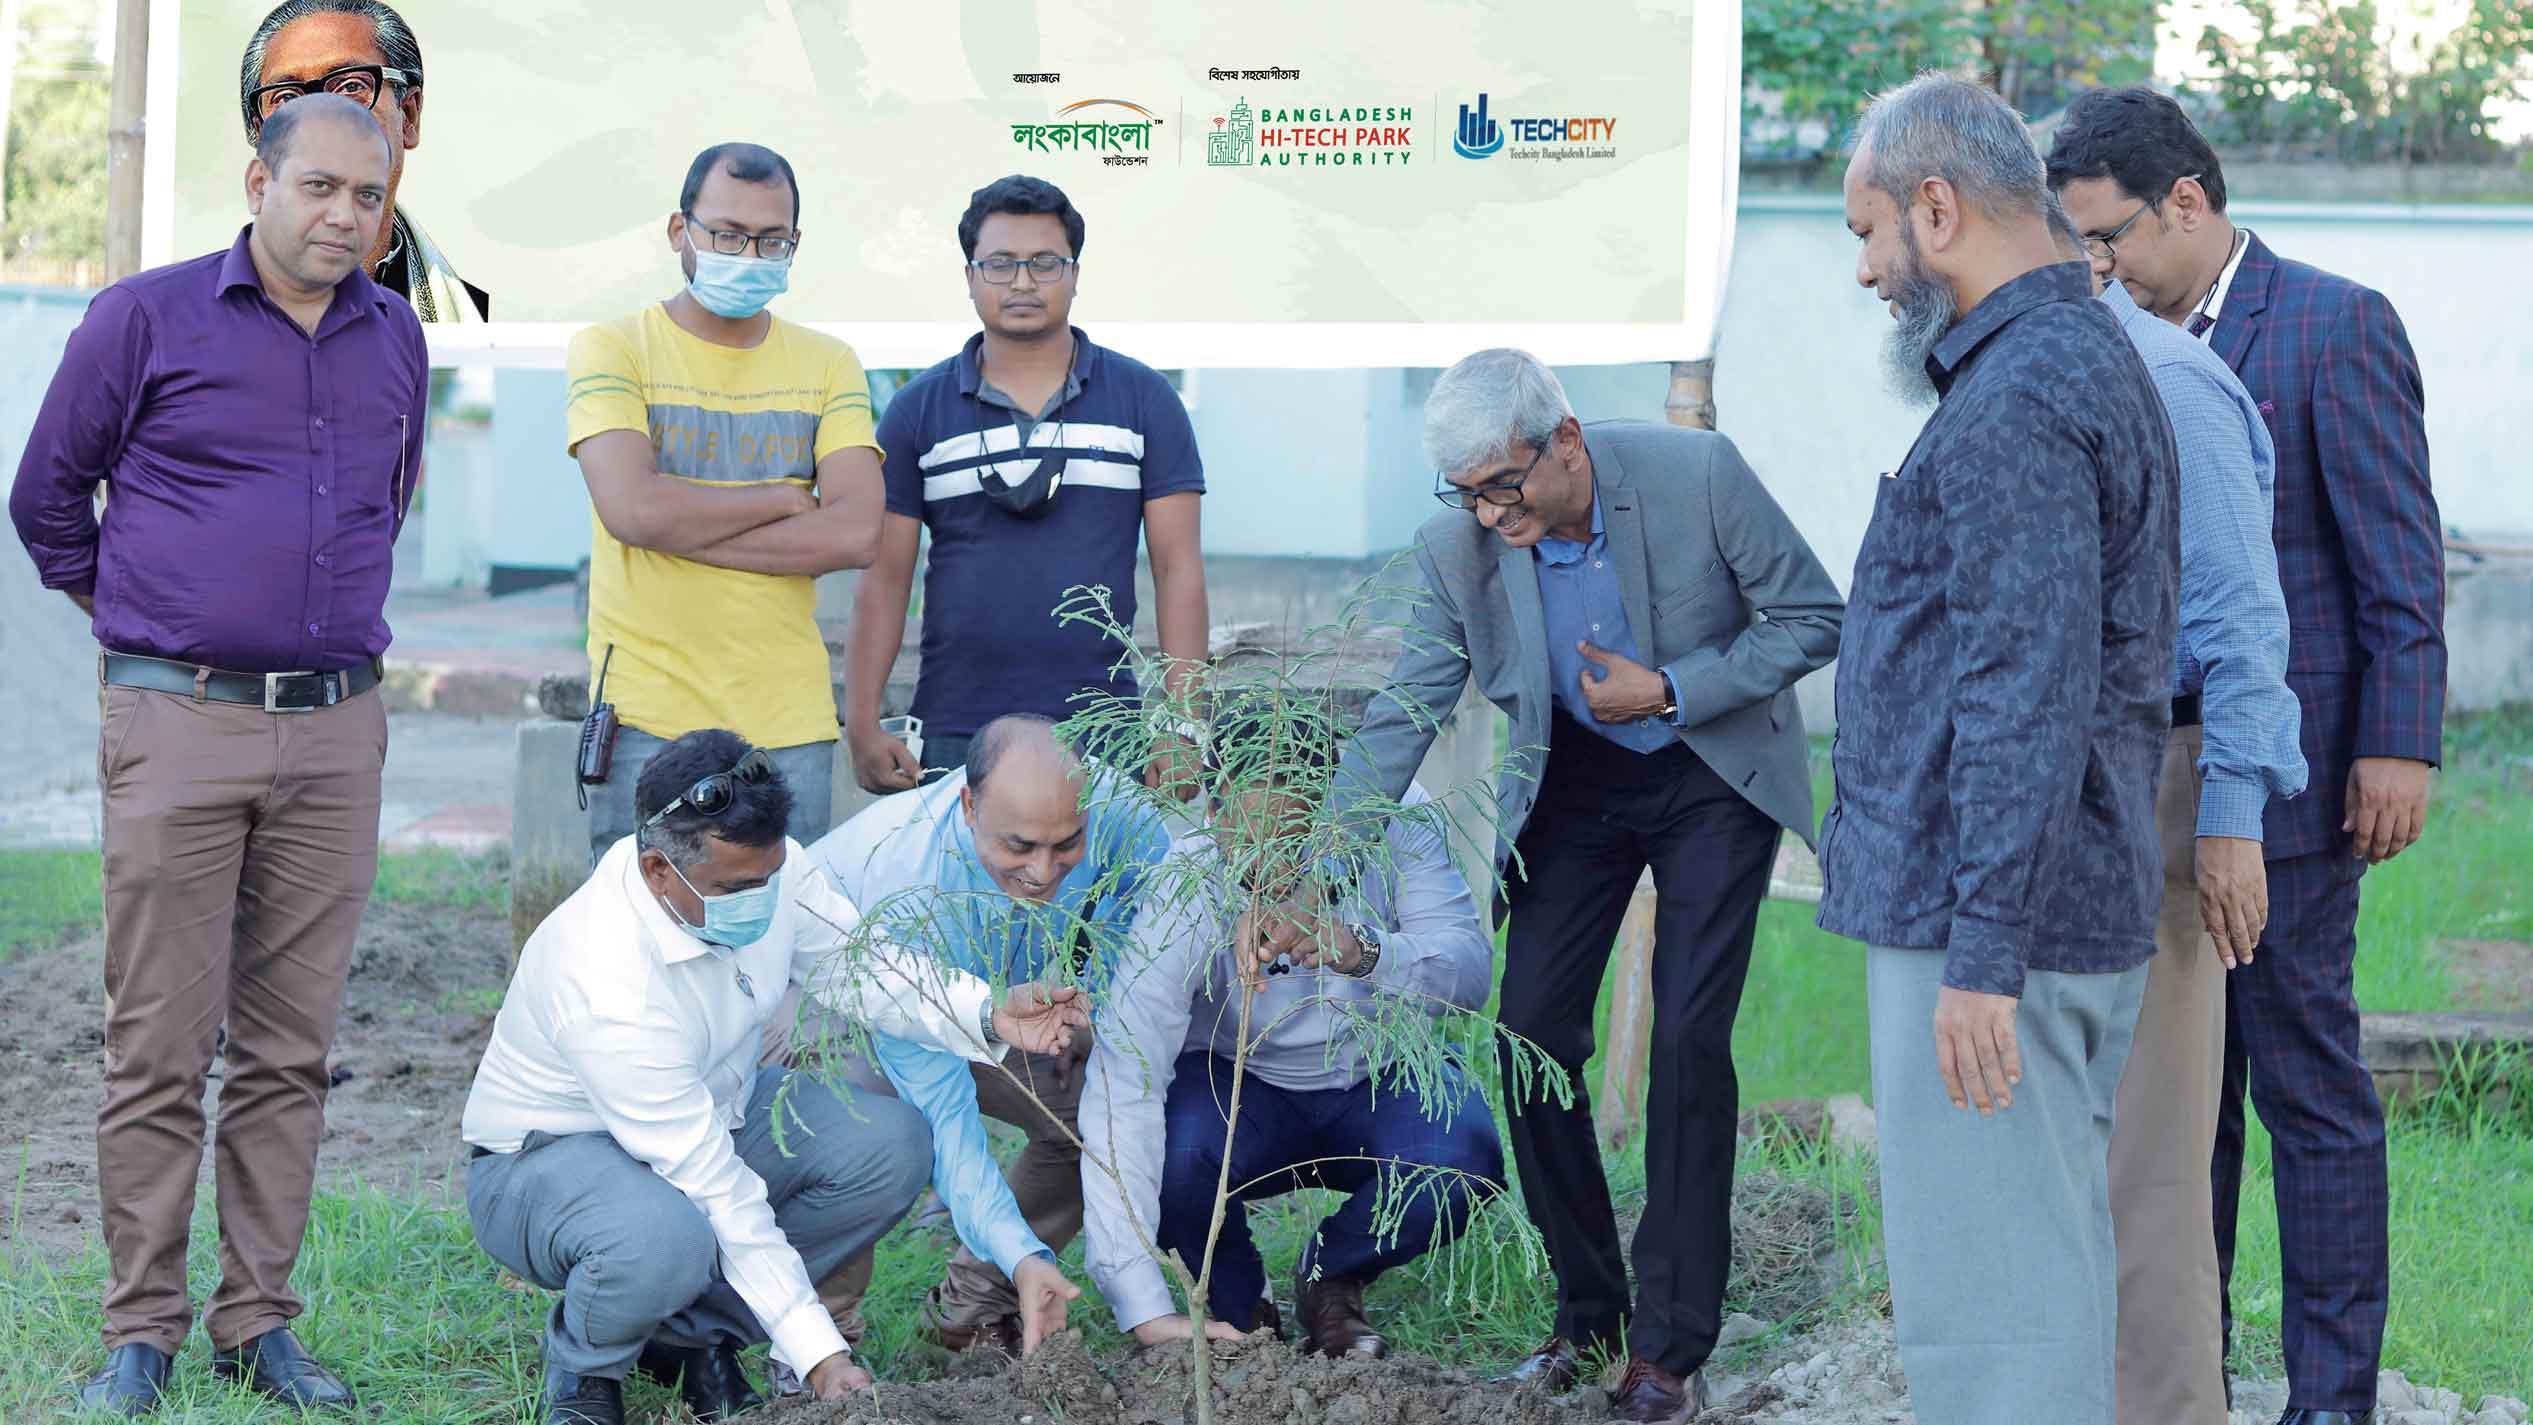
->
xmin=1494 ymin=1336 xmax=1587 ymax=1393
xmin=1295 ymin=1273 xmax=1388 ymax=1359
xmin=916 ymin=1286 xmax=1022 ymax=1356
xmin=1608 ymin=1357 xmax=1711 ymax=1423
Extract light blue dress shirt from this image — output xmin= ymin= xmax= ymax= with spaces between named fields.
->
xmin=2100 ymin=280 xmax=2308 ymax=839
xmin=1535 ymin=494 xmax=1687 ymax=753
xmin=807 ymin=767 xmax=1173 ymax=1277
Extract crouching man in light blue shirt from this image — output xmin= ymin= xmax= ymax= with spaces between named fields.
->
xmin=1079 ymin=701 xmax=1504 ymax=1362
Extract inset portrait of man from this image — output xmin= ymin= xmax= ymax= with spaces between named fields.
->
xmin=238 ymin=0 xmax=490 ymax=321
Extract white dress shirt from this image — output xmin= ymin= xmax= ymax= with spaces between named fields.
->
xmin=2192 ymin=226 xmax=2254 ymax=337
xmin=1076 ymin=786 xmax=1493 ymax=1330
xmin=460 ymin=835 xmax=1002 ymax=1375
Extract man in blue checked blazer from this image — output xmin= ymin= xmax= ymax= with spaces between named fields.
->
xmin=2052 ymin=87 xmax=2447 ymax=1425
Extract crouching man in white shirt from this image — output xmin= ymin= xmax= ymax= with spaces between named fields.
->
xmin=1080 ymin=706 xmax=1505 ymax=1361
xmin=460 ymin=730 xmax=1087 ymax=1424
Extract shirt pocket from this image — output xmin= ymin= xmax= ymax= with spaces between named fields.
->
xmin=1855 ymin=475 xmax=1945 ymax=608
xmin=338 ymin=414 xmax=412 ymax=525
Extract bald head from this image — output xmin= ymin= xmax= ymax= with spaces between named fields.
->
xmin=255 ymin=90 xmax=392 ymax=177
xmin=960 ymin=715 xmax=1090 ymax=902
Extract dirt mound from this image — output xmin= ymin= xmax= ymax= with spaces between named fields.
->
xmin=0 ymin=897 xmax=509 ymax=1264
xmin=764 ymin=1330 xmax=1574 ymax=1425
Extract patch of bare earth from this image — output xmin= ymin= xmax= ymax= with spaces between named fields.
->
xmin=0 ymin=899 xmax=507 ymax=1266
xmin=2440 ymin=938 xmax=2533 ymax=1012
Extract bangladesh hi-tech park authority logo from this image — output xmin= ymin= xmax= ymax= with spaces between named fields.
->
xmin=1208 ymin=99 xmax=1257 ymax=166
xmin=1453 ymin=93 xmax=1504 ymax=159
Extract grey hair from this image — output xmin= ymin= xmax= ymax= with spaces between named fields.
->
xmin=1422 ymin=348 xmax=1573 ymax=477
xmin=1857 ymin=72 xmax=2048 ymax=223
xmin=240 ymin=0 xmax=425 ymax=140
xmin=635 ymin=818 xmax=712 ymax=872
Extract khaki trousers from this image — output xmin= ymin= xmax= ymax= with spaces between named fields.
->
xmin=95 ymin=682 xmax=385 ymax=1352
xmin=762 ymin=990 xmax=1085 ymax=1337
xmin=2110 ymin=725 xmax=2230 ymax=1425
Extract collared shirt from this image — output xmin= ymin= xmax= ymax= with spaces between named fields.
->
xmin=874 ymin=327 xmax=1206 ymax=736
xmin=460 ymin=836 xmax=1002 ymax=1376
xmin=1535 ymin=493 xmax=1688 ymax=752
xmin=809 ymin=763 xmax=1173 ymax=987
xmin=2189 ymin=227 xmax=2254 ymax=337
xmin=2098 ymin=281 xmax=2307 ymax=839
xmin=1077 ymin=786 xmax=1492 ymax=1330
xmin=10 ymin=225 xmax=429 ymax=672
xmin=1815 ymin=261 xmax=2179 ymax=997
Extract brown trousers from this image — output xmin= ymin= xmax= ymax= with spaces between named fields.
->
xmin=96 ymin=682 xmax=385 ymax=1352
xmin=2110 ymin=725 xmax=2229 ymax=1425
xmin=762 ymin=988 xmax=1084 ymax=1338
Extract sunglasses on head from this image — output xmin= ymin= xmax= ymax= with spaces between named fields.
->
xmin=639 ymin=749 xmax=776 ymax=831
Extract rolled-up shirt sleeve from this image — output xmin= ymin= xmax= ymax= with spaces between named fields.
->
xmin=1079 ymin=889 xmax=1209 ymax=1332
xmin=1363 ymin=808 xmax=1491 ymax=1012
xmin=553 ymin=1008 xmax=844 ymax=1376
xmin=9 ymin=286 xmax=151 ymax=595
xmin=787 ymin=855 xmax=1000 ymax=1065
xmin=870 ymin=1034 xmax=1047 ymax=1278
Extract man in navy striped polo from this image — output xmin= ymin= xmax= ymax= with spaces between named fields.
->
xmin=843 ymin=175 xmax=1210 ymax=800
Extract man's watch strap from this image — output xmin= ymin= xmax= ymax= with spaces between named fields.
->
xmin=977 ymin=994 xmax=1004 ymax=1050
xmin=1343 ymin=922 xmax=1383 ymax=979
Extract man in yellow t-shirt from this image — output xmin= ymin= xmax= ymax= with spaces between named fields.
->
xmin=568 ymin=142 xmax=886 ymax=865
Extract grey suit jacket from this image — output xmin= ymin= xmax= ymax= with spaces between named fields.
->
xmin=1339 ymin=420 xmax=1844 ymax=871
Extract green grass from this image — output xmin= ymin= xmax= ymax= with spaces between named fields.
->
xmin=3 ymin=716 xmax=2526 ymax=1412
xmin=0 ymin=847 xmax=509 ymax=966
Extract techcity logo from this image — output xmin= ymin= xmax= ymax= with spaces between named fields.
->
xmin=1453 ymin=93 xmax=1504 ymax=159
xmin=1453 ymin=92 xmax=1619 ymax=161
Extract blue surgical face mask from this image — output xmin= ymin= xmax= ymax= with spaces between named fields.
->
xmin=685 ymin=238 xmax=792 ymax=319
xmin=664 ymin=856 xmax=780 ymax=948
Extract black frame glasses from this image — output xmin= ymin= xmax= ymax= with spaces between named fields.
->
xmin=247 ymin=64 xmax=412 ymax=122
xmin=640 ymin=750 xmax=777 ymax=831
xmin=2083 ymin=174 xmax=2199 ymax=262
xmin=969 ymin=254 xmax=1079 ymax=284
xmin=1432 ymin=437 xmax=1551 ymax=511
xmin=684 ymin=219 xmax=798 ymax=261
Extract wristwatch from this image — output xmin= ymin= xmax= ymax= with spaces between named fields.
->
xmin=1342 ymin=921 xmax=1384 ymax=979
xmin=977 ymin=995 xmax=1005 ymax=1050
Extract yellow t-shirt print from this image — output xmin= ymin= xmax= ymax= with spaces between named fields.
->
xmin=564 ymin=304 xmax=878 ymax=749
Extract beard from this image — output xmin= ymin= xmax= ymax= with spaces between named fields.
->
xmin=1879 ymin=222 xmax=1958 ymax=409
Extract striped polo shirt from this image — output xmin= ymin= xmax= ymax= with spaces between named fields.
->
xmin=876 ymin=328 xmax=1204 ymax=736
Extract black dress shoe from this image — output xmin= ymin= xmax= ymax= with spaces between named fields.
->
xmin=1608 ymin=1358 xmax=1712 ymax=1423
xmin=636 ymin=1340 xmax=764 ymax=1421
xmin=1494 ymin=1336 xmax=1589 ymax=1394
xmin=2278 ymin=1411 xmax=2374 ymax=1424
xmin=539 ymin=1366 xmax=625 ymax=1425
xmin=75 ymin=1343 xmax=172 ymax=1418
xmin=210 ymin=1328 xmax=356 ymax=1411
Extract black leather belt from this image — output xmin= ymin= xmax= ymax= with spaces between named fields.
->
xmin=2172 ymin=692 xmax=2204 ymax=728
xmin=101 ymin=651 xmax=381 ymax=713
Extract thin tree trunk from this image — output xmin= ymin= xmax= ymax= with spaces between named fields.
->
xmin=105 ymin=0 xmax=145 ymax=281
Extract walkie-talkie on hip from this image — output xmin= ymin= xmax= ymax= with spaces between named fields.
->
xmin=575 ymin=644 xmax=620 ymax=811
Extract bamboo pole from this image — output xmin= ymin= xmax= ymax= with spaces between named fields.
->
xmin=104 ymin=0 xmax=146 ymax=282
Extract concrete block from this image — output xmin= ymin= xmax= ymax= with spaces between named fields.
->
xmin=511 ymin=719 xmax=588 ymax=955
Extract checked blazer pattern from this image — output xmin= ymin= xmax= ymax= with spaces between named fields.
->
xmin=2206 ymin=233 xmax=2445 ymax=860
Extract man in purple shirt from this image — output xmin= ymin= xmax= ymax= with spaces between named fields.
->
xmin=9 ymin=93 xmax=425 ymax=1418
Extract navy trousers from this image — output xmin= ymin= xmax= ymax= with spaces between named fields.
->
xmin=1154 ymin=1050 xmax=1505 ymax=1326
xmin=2212 ymin=848 xmax=2386 ymax=1413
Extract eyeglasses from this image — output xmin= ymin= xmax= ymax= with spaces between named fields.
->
xmin=247 ymin=64 xmax=412 ymax=123
xmin=2082 ymin=174 xmax=2198 ymax=262
xmin=640 ymin=750 xmax=777 ymax=831
xmin=1432 ymin=438 xmax=1551 ymax=511
xmin=970 ymin=254 xmax=1079 ymax=284
xmin=684 ymin=219 xmax=798 ymax=261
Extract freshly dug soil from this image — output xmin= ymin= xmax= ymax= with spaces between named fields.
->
xmin=761 ymin=1329 xmax=1577 ymax=1425
xmin=0 ymin=897 xmax=508 ymax=1263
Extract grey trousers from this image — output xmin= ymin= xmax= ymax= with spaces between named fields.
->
xmin=1869 ymin=945 xmax=2148 ymax=1425
xmin=464 ymin=1067 xmax=932 ymax=1380
xmin=587 ymin=727 xmax=835 ymax=869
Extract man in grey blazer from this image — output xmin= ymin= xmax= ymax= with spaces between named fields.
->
xmin=1333 ymin=349 xmax=1842 ymax=1421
